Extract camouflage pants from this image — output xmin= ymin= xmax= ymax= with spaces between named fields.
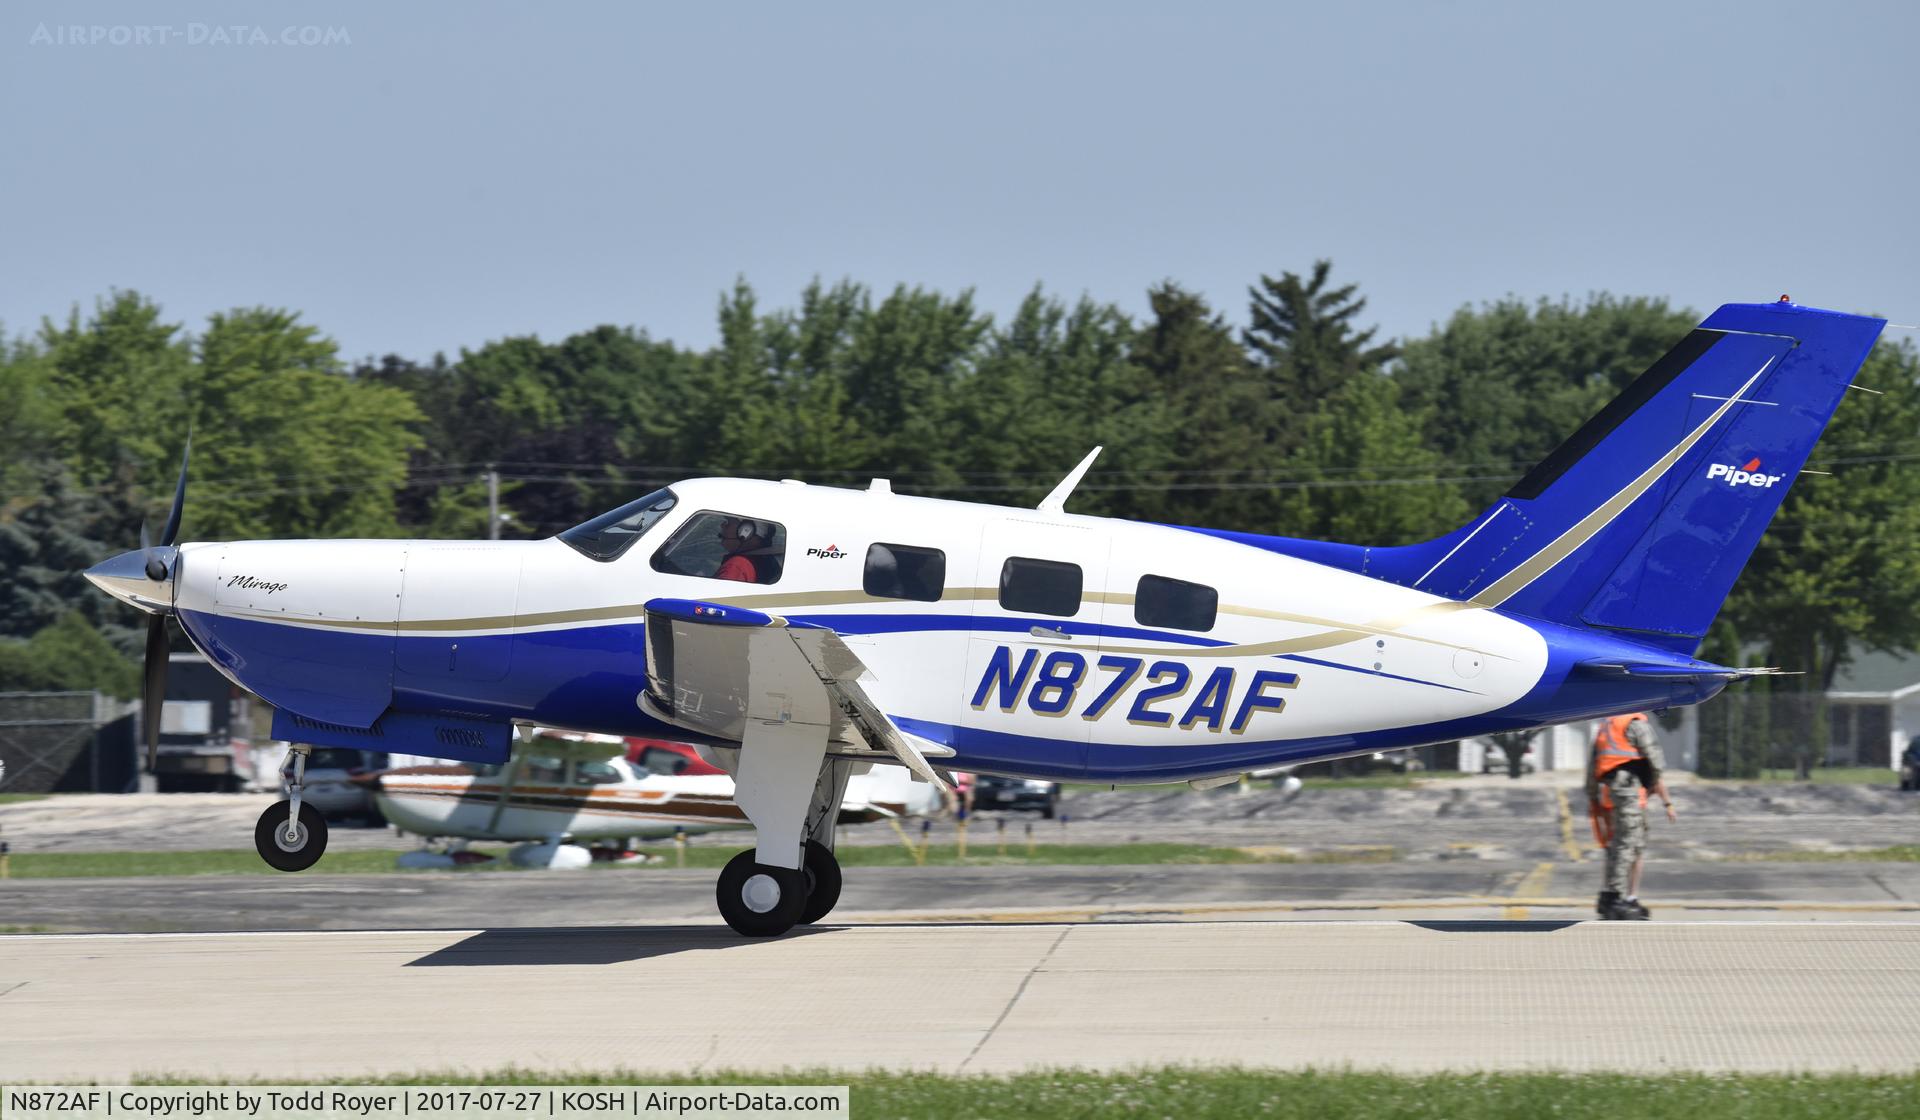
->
xmin=1603 ymin=801 xmax=1647 ymax=895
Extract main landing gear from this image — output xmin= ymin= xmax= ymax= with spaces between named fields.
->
xmin=254 ymin=743 xmax=328 ymax=872
xmin=715 ymin=839 xmax=842 ymax=936
xmin=711 ymin=720 xmax=853 ymax=937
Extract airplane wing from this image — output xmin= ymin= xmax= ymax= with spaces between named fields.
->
xmin=640 ymin=598 xmax=953 ymax=791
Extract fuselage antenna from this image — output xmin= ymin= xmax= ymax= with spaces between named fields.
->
xmin=1037 ymin=446 xmax=1103 ymax=514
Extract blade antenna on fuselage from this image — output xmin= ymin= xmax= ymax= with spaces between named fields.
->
xmin=1037 ymin=446 xmax=1102 ymax=514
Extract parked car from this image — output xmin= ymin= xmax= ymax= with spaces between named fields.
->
xmin=286 ymin=747 xmax=390 ymax=824
xmin=969 ymin=773 xmax=1060 ymax=818
xmin=1480 ymin=747 xmax=1538 ymax=775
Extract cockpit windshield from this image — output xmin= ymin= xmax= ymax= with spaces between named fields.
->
xmin=557 ymin=487 xmax=678 ymax=561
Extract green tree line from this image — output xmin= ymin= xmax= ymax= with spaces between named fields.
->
xmin=5 ymin=267 xmax=1918 ymax=771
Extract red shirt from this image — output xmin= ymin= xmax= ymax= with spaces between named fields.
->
xmin=717 ymin=554 xmax=757 ymax=583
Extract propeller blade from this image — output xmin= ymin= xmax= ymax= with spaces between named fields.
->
xmin=159 ymin=433 xmax=192 ymax=547
xmin=143 ymin=614 xmax=170 ymax=772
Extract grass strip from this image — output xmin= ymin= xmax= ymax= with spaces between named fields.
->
xmin=102 ymin=1068 xmax=1920 ymax=1119
xmin=1720 ymin=845 xmax=1920 ymax=863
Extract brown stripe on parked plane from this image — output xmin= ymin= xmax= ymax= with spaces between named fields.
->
xmin=385 ymin=785 xmax=750 ymax=820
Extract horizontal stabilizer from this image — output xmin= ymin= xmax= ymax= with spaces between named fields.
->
xmin=1573 ymin=658 xmax=1795 ymax=681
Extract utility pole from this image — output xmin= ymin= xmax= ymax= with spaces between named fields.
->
xmin=485 ymin=465 xmax=500 ymax=540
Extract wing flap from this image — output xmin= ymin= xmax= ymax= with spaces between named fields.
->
xmin=643 ymin=598 xmax=952 ymax=791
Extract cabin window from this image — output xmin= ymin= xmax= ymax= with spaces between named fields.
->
xmin=1135 ymin=574 xmax=1218 ymax=632
xmin=651 ymin=510 xmax=787 ymax=585
xmin=999 ymin=557 xmax=1082 ymax=617
xmin=636 ymin=746 xmax=694 ymax=776
xmin=573 ymin=759 xmax=622 ymax=785
xmin=557 ymin=487 xmax=678 ymax=562
xmin=864 ymin=543 xmax=946 ymax=602
xmin=523 ymin=755 xmax=566 ymax=783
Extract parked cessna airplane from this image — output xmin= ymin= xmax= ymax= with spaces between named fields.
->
xmin=368 ymin=726 xmax=940 ymax=884
xmin=85 ymin=299 xmax=1883 ymax=934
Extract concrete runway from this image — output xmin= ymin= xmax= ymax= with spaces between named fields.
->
xmin=4 ymin=921 xmax=1919 ymax=1080
xmin=7 ymin=780 xmax=1918 ymax=1079
xmin=6 ymin=860 xmax=1920 ymax=932
xmin=7 ymin=780 xmax=1916 ymax=859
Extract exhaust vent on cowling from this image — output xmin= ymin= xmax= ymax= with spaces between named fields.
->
xmin=289 ymin=713 xmax=385 ymax=738
xmin=271 ymin=707 xmax=509 ymax=765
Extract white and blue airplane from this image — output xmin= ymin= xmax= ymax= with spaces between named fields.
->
xmin=85 ymin=298 xmax=1885 ymax=934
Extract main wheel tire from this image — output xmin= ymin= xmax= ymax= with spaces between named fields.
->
xmin=716 ymin=849 xmax=807 ymax=936
xmin=254 ymin=801 xmax=328 ymax=872
xmin=797 ymin=839 xmax=842 ymax=925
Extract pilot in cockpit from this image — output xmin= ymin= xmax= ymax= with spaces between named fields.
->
xmin=715 ymin=517 xmax=766 ymax=583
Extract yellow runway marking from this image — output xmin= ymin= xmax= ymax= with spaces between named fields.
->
xmin=1555 ymin=786 xmax=1586 ymax=861
xmin=1503 ymin=861 xmax=1557 ymax=919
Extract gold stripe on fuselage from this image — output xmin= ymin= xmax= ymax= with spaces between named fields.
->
xmin=212 ymin=582 xmax=1507 ymax=663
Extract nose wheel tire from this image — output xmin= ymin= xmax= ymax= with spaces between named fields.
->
xmin=716 ymin=850 xmax=807 ymax=936
xmin=798 ymin=839 xmax=842 ymax=925
xmin=254 ymin=801 xmax=328 ymax=872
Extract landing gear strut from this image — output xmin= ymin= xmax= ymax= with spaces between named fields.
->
xmin=711 ymin=719 xmax=854 ymax=936
xmin=254 ymin=743 xmax=327 ymax=872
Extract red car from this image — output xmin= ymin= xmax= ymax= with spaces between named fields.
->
xmin=624 ymin=738 xmax=726 ymax=777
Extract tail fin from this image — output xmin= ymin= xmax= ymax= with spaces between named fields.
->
xmin=1398 ymin=300 xmax=1883 ymax=650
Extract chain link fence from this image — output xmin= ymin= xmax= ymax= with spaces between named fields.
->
xmin=0 ymin=691 xmax=137 ymax=794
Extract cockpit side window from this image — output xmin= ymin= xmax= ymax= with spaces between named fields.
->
xmin=557 ymin=488 xmax=678 ymax=562
xmin=651 ymin=511 xmax=787 ymax=585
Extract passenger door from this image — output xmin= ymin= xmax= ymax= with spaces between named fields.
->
xmin=959 ymin=518 xmax=1111 ymax=776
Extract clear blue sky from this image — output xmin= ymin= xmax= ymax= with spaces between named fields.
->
xmin=4 ymin=1 xmax=1915 ymax=362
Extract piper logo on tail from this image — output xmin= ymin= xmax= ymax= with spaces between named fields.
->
xmin=1705 ymin=457 xmax=1783 ymax=488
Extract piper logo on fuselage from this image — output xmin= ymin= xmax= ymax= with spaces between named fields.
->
xmin=1705 ymin=457 xmax=1782 ymax=488
xmin=805 ymin=544 xmax=847 ymax=559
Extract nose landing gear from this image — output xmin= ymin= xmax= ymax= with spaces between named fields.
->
xmin=254 ymin=743 xmax=328 ymax=872
xmin=255 ymin=801 xmax=327 ymax=871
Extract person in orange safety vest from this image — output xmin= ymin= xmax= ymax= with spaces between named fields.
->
xmin=1585 ymin=712 xmax=1676 ymax=920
